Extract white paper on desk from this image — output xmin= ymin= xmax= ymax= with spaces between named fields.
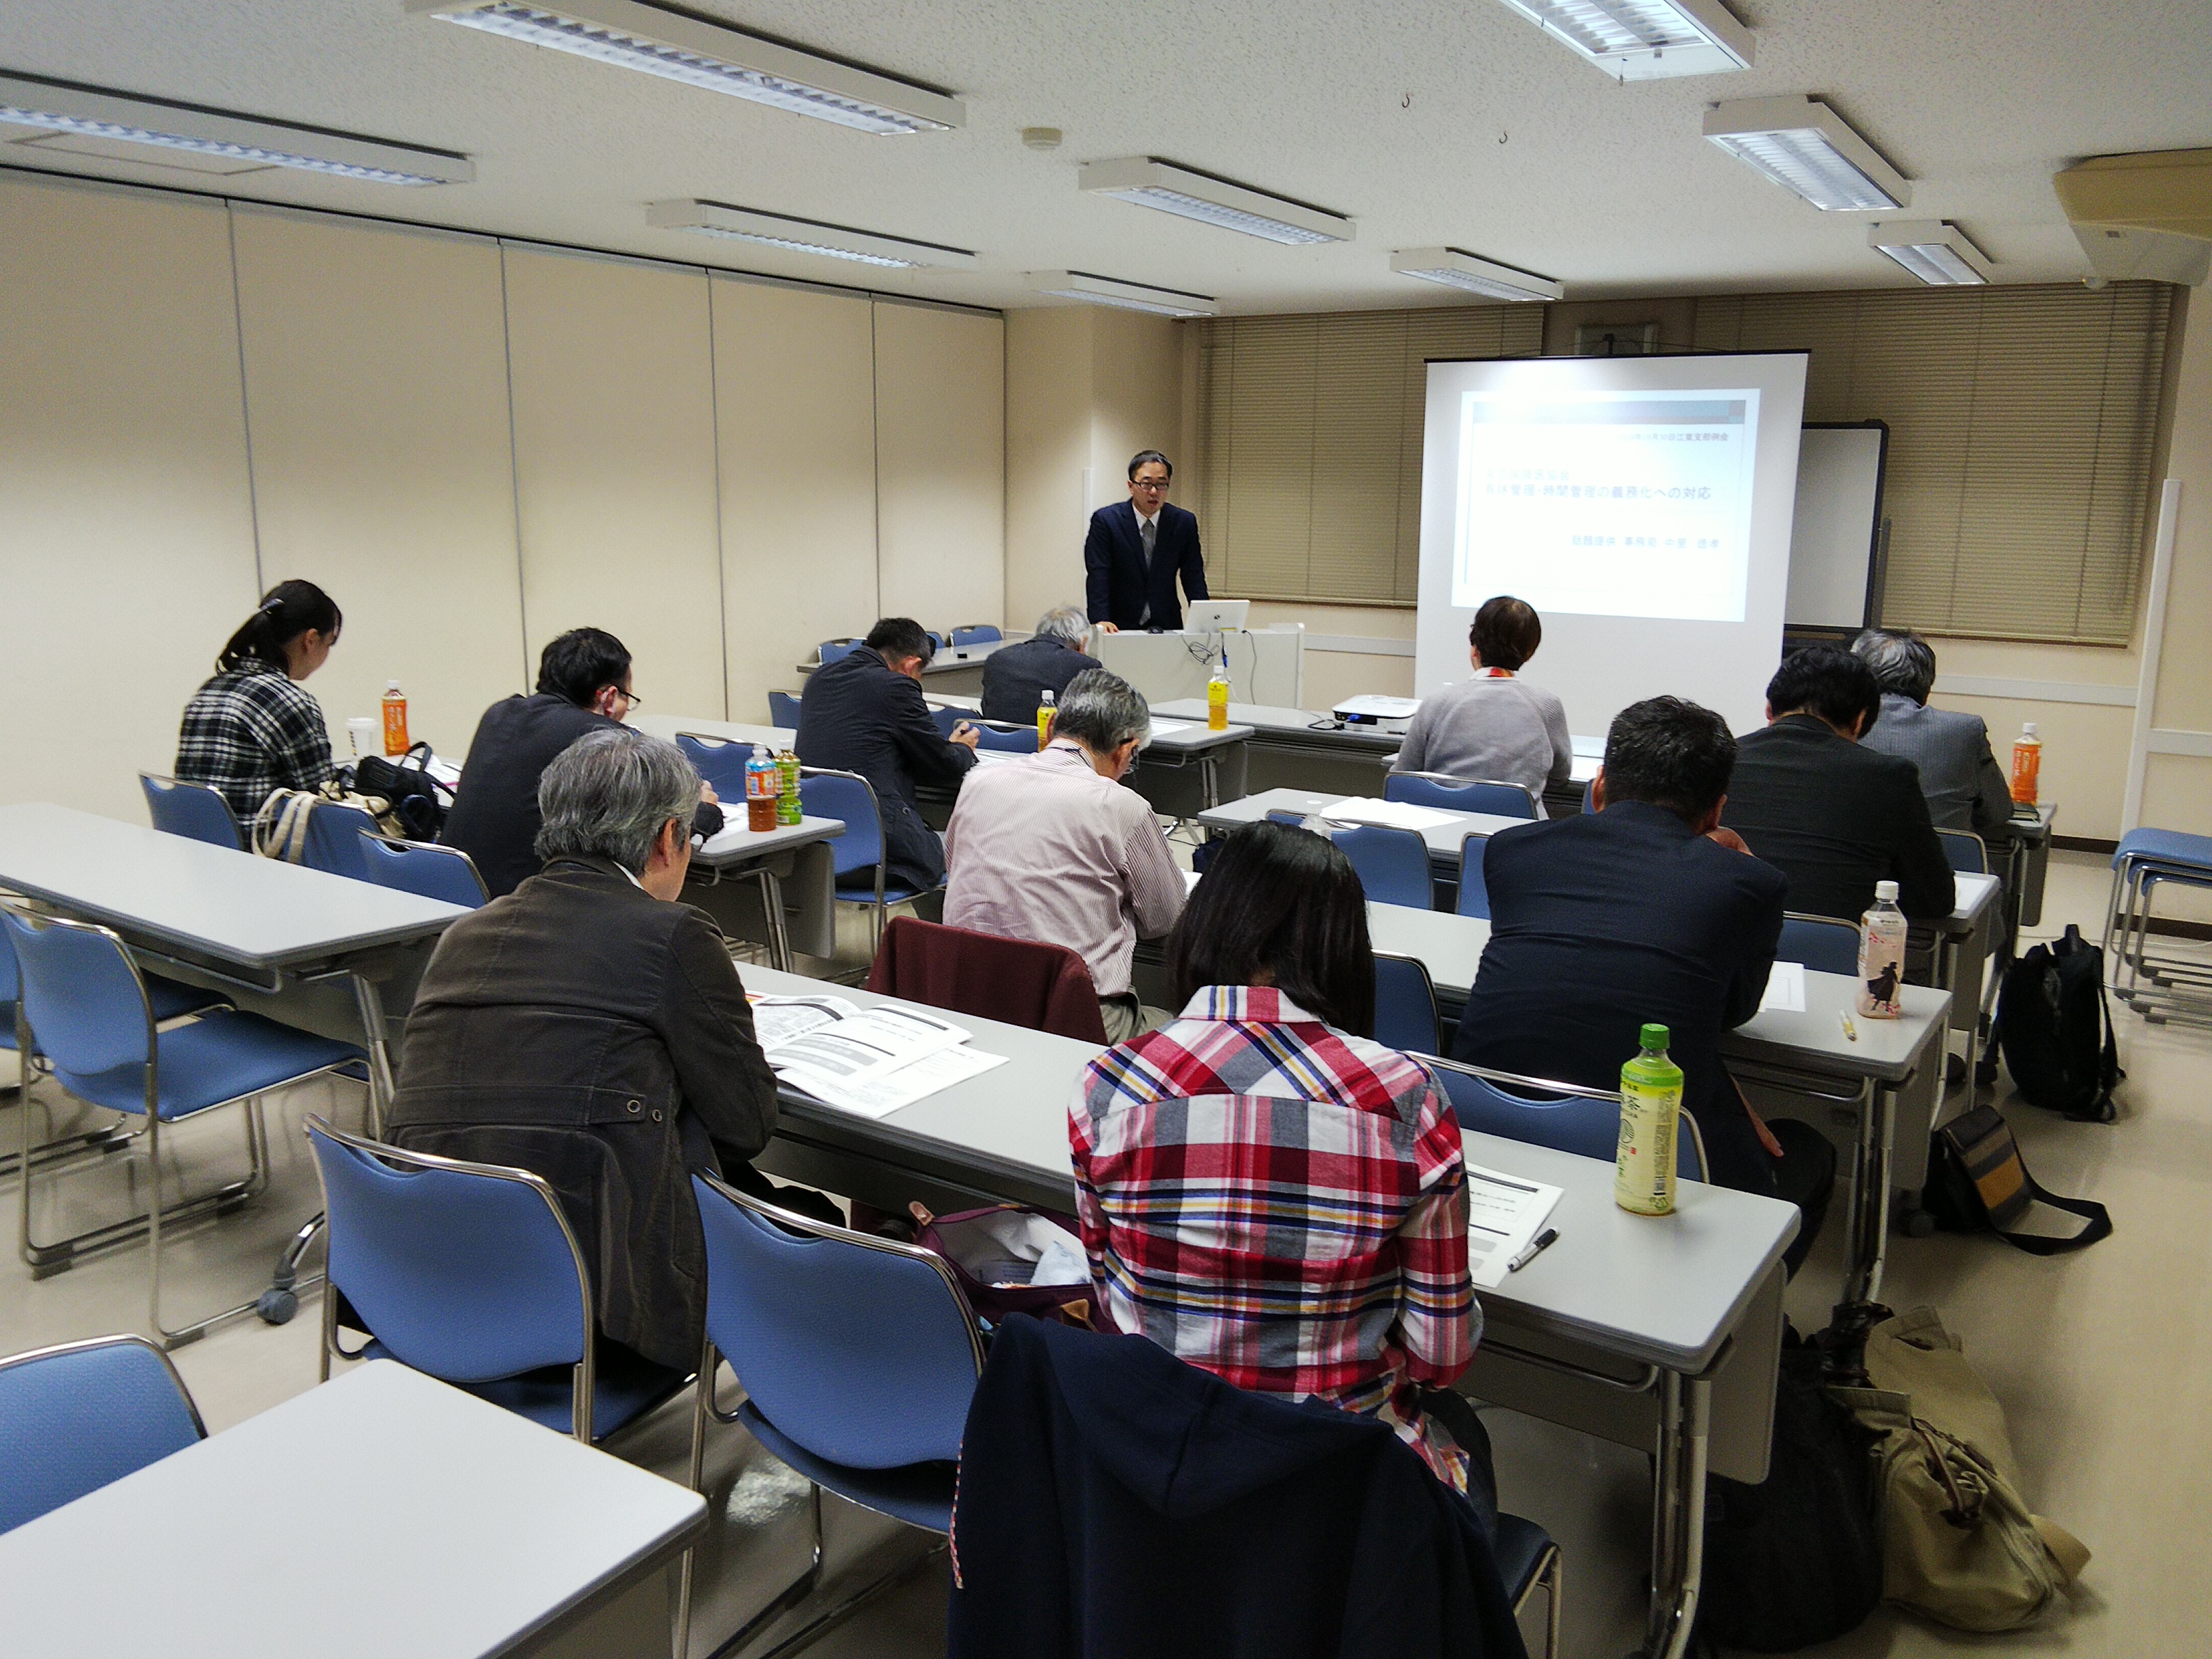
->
xmin=1319 ymin=798 xmax=1458 ymax=832
xmin=756 ymin=1000 xmax=967 ymax=1080
xmin=1463 ymin=1164 xmax=1564 ymax=1290
xmin=1148 ymin=720 xmax=1192 ymax=737
xmin=1184 ymin=868 xmax=1204 ymax=893
xmin=1758 ymin=960 xmax=1806 ymax=1014
xmin=750 ymin=995 xmax=859 ymax=1047
xmin=785 ymin=1044 xmax=1008 ymax=1118
xmin=424 ymin=755 xmax=463 ymax=787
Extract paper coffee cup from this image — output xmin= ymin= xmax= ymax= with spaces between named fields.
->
xmin=346 ymin=716 xmax=379 ymax=758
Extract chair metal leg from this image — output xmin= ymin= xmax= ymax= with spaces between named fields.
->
xmin=701 ymin=1483 xmax=825 ymax=1659
xmin=733 ymin=1534 xmax=942 ymax=1659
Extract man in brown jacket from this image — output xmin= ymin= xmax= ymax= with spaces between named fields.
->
xmin=388 ymin=726 xmax=794 ymax=1373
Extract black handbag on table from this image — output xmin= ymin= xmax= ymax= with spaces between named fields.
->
xmin=348 ymin=741 xmax=451 ymax=840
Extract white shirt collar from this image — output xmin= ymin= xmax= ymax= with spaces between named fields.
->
xmin=1133 ymin=503 xmax=1159 ymax=531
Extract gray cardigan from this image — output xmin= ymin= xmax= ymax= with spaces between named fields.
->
xmin=1393 ymin=674 xmax=1573 ymax=806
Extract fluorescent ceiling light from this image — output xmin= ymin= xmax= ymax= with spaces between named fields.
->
xmin=411 ymin=0 xmax=962 ymax=134
xmin=0 ymin=70 xmax=471 ymax=185
xmin=1868 ymin=220 xmax=1991 ymax=287
xmin=1079 ymin=158 xmax=1353 ymax=245
xmin=1703 ymin=96 xmax=1909 ymax=211
xmin=1389 ymin=247 xmax=1563 ymax=302
xmin=1024 ymin=271 xmax=1216 ymax=318
xmin=646 ymin=200 xmax=975 ymax=268
xmin=1490 ymin=0 xmax=1753 ymax=80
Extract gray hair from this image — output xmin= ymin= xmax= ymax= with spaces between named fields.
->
xmin=1034 ymin=605 xmax=1091 ymax=646
xmin=1054 ymin=668 xmax=1151 ymax=753
xmin=1851 ymin=629 xmax=1937 ymax=704
xmin=535 ymin=727 xmax=702 ymax=874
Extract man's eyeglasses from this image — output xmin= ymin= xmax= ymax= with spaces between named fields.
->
xmin=1131 ymin=479 xmax=1169 ymax=492
xmin=619 ymin=687 xmax=642 ymax=707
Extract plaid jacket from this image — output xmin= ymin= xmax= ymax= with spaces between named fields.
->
xmin=1069 ymin=985 xmax=1477 ymax=1490
xmin=174 ymin=666 xmax=333 ymax=821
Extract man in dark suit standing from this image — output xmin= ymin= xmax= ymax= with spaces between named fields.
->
xmin=1721 ymin=646 xmax=1954 ymax=929
xmin=1084 ymin=450 xmax=1208 ymax=632
xmin=1450 ymin=696 xmax=1832 ymax=1271
xmin=796 ymin=617 xmax=979 ymax=893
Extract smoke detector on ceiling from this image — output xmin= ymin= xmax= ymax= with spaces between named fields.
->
xmin=1021 ymin=127 xmax=1062 ymax=150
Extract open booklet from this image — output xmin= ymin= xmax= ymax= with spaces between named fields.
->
xmin=750 ymin=995 xmax=1008 ymax=1119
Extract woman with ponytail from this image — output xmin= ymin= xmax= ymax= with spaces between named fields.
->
xmin=175 ymin=579 xmax=344 ymax=819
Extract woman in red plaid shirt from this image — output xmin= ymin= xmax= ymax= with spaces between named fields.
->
xmin=1069 ymin=820 xmax=1493 ymax=1527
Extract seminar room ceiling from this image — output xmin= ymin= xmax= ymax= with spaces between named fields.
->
xmin=2 ymin=0 xmax=2209 ymax=314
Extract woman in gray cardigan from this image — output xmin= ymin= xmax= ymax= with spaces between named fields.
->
xmin=1393 ymin=596 xmax=1572 ymax=809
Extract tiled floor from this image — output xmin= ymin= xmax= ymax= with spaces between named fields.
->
xmin=3 ymin=849 xmax=2201 ymax=1656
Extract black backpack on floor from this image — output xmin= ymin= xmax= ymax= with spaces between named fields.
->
xmin=1994 ymin=925 xmax=2121 ymax=1122
xmin=1695 ymin=1331 xmax=1883 ymax=1653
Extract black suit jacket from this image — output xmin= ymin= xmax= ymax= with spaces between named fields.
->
xmin=1721 ymin=716 xmax=1954 ymax=925
xmin=1084 ymin=500 xmax=1208 ymax=630
xmin=794 ymin=647 xmax=976 ymax=892
xmin=979 ymin=635 xmax=1102 ymax=724
xmin=388 ymin=856 xmax=778 ymax=1370
xmin=1449 ymin=802 xmax=1788 ymax=1193
xmin=441 ymin=693 xmax=723 ymax=899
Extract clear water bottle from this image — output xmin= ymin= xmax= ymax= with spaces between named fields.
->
xmin=1858 ymin=879 xmax=1907 ymax=1018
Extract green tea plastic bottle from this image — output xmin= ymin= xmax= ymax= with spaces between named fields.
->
xmin=776 ymin=750 xmax=802 ymax=825
xmin=1616 ymin=1023 xmax=1682 ymax=1216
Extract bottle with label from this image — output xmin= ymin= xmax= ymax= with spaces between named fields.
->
xmin=1616 ymin=1024 xmax=1682 ymax=1217
xmin=1207 ymin=647 xmax=1230 ymax=732
xmin=1037 ymin=688 xmax=1056 ymax=750
xmin=776 ymin=750 xmax=802 ymax=825
xmin=1858 ymin=879 xmax=1908 ymax=1018
xmin=744 ymin=745 xmax=778 ymax=833
xmin=2010 ymin=722 xmax=2043 ymax=806
xmin=381 ymin=680 xmax=409 ymax=756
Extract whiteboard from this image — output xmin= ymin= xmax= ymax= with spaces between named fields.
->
xmin=1785 ymin=424 xmax=1887 ymax=628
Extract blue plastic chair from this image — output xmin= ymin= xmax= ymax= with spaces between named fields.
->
xmin=1777 ymin=913 xmax=1860 ymax=976
xmin=928 ymin=705 xmax=964 ymax=739
xmin=926 ymin=631 xmax=947 ymax=653
xmin=0 ymin=1334 xmax=206 ymax=1534
xmin=799 ymin=768 xmax=935 ymax=947
xmin=3 ymin=905 xmax=364 ymax=1345
xmin=676 ymin=733 xmax=755 ymax=802
xmin=680 ymin=1171 xmax=984 ymax=1654
xmin=768 ymin=691 xmax=804 ymax=729
xmin=301 ymin=801 xmax=381 ymax=882
xmin=306 ymin=1117 xmax=684 ymax=1442
xmin=1373 ymin=953 xmax=1440 ymax=1056
xmin=2105 ymin=827 xmax=2212 ymax=1018
xmin=817 ymin=640 xmax=861 ymax=667
xmin=1455 ymin=834 xmax=1490 ymax=920
xmin=1332 ymin=823 xmax=1435 ymax=910
xmin=950 ymin=625 xmax=1002 ymax=648
xmin=139 ymin=773 xmax=245 ymax=852
xmin=1387 ymin=771 xmax=1541 ymax=821
xmin=970 ymin=722 xmax=1040 ymax=754
xmin=359 ymin=835 xmax=487 ymax=907
xmin=1936 ymin=828 xmax=1988 ymax=876
xmin=1428 ymin=1055 xmax=1708 ymax=1182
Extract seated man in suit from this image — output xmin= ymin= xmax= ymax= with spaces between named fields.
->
xmin=1084 ymin=450 xmax=1208 ymax=632
xmin=946 ymin=669 xmax=1184 ymax=1042
xmin=441 ymin=626 xmax=720 ymax=898
xmin=1852 ymin=630 xmax=2016 ymax=836
xmin=1450 ymin=696 xmax=1832 ymax=1269
xmin=1721 ymin=646 xmax=1954 ymax=933
xmin=388 ymin=727 xmax=824 ymax=1375
xmin=795 ymin=616 xmax=979 ymax=894
xmin=979 ymin=605 xmax=1101 ymax=725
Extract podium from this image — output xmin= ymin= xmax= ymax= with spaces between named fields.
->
xmin=1092 ymin=628 xmax=1303 ymax=708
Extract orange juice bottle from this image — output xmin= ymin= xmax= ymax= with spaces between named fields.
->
xmin=1038 ymin=689 xmax=1057 ymax=748
xmin=2009 ymin=723 xmax=2041 ymax=805
xmin=1207 ymin=649 xmax=1230 ymax=732
xmin=382 ymin=681 xmax=409 ymax=756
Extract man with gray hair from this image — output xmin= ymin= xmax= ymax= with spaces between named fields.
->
xmin=1852 ymin=629 xmax=2014 ymax=835
xmin=979 ymin=605 xmax=1101 ymax=725
xmin=945 ymin=668 xmax=1183 ymax=1041
xmin=387 ymin=726 xmax=804 ymax=1376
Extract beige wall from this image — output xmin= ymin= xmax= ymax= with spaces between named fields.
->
xmin=2141 ymin=286 xmax=2212 ymax=836
xmin=1001 ymin=304 xmax=1183 ymax=635
xmin=0 ymin=177 xmax=260 ymax=823
xmin=1 ymin=171 xmax=1004 ymax=821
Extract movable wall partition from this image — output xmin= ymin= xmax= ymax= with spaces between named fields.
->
xmin=0 ymin=170 xmax=1005 ymax=823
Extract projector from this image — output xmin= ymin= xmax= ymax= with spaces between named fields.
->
xmin=1331 ymin=695 xmax=1422 ymax=725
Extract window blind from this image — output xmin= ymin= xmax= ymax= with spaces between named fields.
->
xmin=1192 ymin=305 xmax=1544 ymax=605
xmin=1692 ymin=281 xmax=2173 ymax=644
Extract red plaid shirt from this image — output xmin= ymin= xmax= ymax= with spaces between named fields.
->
xmin=1068 ymin=986 xmax=1477 ymax=1490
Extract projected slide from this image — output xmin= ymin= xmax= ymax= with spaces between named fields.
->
xmin=1452 ymin=390 xmax=1761 ymax=623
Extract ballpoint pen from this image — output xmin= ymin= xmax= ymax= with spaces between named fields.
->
xmin=1507 ymin=1229 xmax=1559 ymax=1272
xmin=1839 ymin=1010 xmax=1859 ymax=1042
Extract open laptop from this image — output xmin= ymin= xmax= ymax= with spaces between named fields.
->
xmin=1183 ymin=598 xmax=1250 ymax=632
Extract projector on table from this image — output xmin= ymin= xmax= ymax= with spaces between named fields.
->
xmin=1331 ymin=695 xmax=1422 ymax=725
